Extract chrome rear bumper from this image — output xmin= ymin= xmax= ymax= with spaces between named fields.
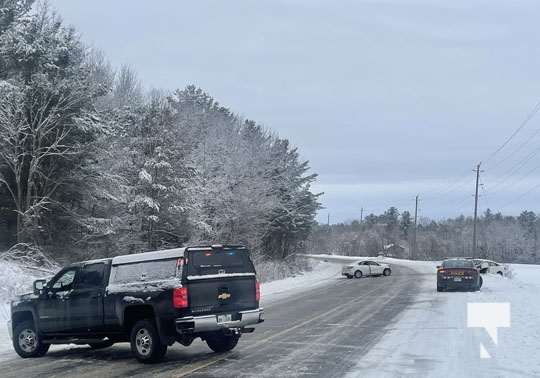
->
xmin=175 ymin=308 xmax=264 ymax=333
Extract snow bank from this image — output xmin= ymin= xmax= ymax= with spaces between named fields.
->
xmin=1 ymin=256 xmax=539 ymax=378
xmin=344 ymin=258 xmax=540 ymax=378
xmin=0 ymin=261 xmax=39 ymax=303
xmin=260 ymin=260 xmax=342 ymax=304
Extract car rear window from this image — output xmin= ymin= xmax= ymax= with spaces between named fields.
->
xmin=443 ymin=260 xmax=474 ymax=269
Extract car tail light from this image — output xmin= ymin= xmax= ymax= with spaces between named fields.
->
xmin=255 ymin=280 xmax=260 ymax=301
xmin=173 ymin=287 xmax=188 ymax=308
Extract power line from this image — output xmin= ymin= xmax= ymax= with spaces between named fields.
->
xmin=480 ymin=176 xmax=489 ymax=210
xmin=482 ymin=100 xmax=540 ymax=165
xmin=420 ymin=170 xmax=473 ymax=200
xmin=484 ymin=127 xmax=540 ymax=171
xmin=485 ymin=158 xmax=540 ymax=196
xmin=498 ymin=182 xmax=540 ymax=210
xmin=484 ymin=145 xmax=540 ymax=189
xmin=477 ymin=99 xmax=540 ymax=212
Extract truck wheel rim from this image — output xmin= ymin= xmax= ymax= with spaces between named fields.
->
xmin=19 ymin=329 xmax=37 ymax=352
xmin=135 ymin=328 xmax=152 ymax=355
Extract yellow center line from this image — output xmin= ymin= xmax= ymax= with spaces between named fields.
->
xmin=171 ymin=355 xmax=231 ymax=378
xmin=170 ymin=283 xmax=384 ymax=377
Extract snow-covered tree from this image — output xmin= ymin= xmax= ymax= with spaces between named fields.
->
xmin=0 ymin=3 xmax=105 ymax=251
xmin=400 ymin=210 xmax=413 ymax=239
xmin=0 ymin=6 xmax=322 ymax=261
xmin=259 ymin=138 xmax=321 ymax=259
xmin=0 ymin=0 xmax=33 ymax=37
xmin=167 ymin=86 xmax=321 ymax=258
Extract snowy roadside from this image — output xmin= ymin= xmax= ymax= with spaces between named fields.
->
xmin=1 ymin=257 xmax=539 ymax=378
xmin=344 ymin=258 xmax=540 ymax=378
xmin=265 ymin=257 xmax=540 ymax=377
xmin=260 ymin=259 xmax=343 ymax=304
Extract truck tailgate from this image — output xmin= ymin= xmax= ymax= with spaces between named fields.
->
xmin=187 ymin=275 xmax=257 ymax=314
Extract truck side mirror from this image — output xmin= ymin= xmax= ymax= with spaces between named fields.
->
xmin=33 ymin=280 xmax=46 ymax=295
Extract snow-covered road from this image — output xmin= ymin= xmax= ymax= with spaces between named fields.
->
xmin=263 ymin=256 xmax=540 ymax=378
xmin=317 ymin=257 xmax=540 ymax=378
xmin=1 ymin=257 xmax=539 ymax=377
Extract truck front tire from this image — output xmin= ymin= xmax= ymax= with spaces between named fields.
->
xmin=130 ymin=319 xmax=167 ymax=363
xmin=13 ymin=320 xmax=50 ymax=358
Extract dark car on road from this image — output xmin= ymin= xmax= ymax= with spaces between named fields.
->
xmin=437 ymin=258 xmax=483 ymax=292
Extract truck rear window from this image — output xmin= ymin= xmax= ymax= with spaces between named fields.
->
xmin=191 ymin=250 xmax=245 ymax=268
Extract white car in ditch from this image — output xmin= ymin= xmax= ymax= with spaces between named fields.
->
xmin=342 ymin=260 xmax=391 ymax=279
xmin=473 ymin=259 xmax=505 ymax=276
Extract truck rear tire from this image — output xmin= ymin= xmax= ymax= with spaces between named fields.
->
xmin=130 ymin=319 xmax=167 ymax=363
xmin=13 ymin=320 xmax=50 ymax=358
xmin=205 ymin=333 xmax=240 ymax=352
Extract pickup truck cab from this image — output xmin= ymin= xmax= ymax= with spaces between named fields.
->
xmin=9 ymin=245 xmax=264 ymax=363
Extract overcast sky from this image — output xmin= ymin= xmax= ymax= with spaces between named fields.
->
xmin=51 ymin=0 xmax=540 ymax=224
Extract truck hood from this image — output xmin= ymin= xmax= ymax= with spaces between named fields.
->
xmin=11 ymin=292 xmax=38 ymax=308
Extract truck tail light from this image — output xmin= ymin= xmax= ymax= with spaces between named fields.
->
xmin=255 ymin=280 xmax=260 ymax=301
xmin=173 ymin=287 xmax=188 ymax=308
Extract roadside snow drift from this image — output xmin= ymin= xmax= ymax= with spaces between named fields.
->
xmin=1 ymin=257 xmax=539 ymax=378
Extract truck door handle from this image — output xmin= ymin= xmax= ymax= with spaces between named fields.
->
xmin=91 ymin=293 xmax=101 ymax=298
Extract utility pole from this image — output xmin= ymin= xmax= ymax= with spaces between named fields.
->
xmin=360 ymin=207 xmax=364 ymax=223
xmin=413 ymin=195 xmax=418 ymax=260
xmin=472 ymin=163 xmax=481 ymax=259
xmin=327 ymin=213 xmax=330 ymax=226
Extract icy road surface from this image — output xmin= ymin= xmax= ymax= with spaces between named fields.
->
xmin=1 ymin=261 xmax=419 ymax=377
xmin=1 ymin=257 xmax=539 ymax=377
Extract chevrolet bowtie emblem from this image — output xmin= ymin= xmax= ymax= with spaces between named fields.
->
xmin=218 ymin=293 xmax=231 ymax=300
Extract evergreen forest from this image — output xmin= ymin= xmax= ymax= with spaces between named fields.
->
xmin=1 ymin=1 xmax=538 ymax=267
xmin=0 ymin=0 xmax=321 ymax=264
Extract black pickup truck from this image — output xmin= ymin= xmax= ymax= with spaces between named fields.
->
xmin=9 ymin=245 xmax=264 ymax=363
